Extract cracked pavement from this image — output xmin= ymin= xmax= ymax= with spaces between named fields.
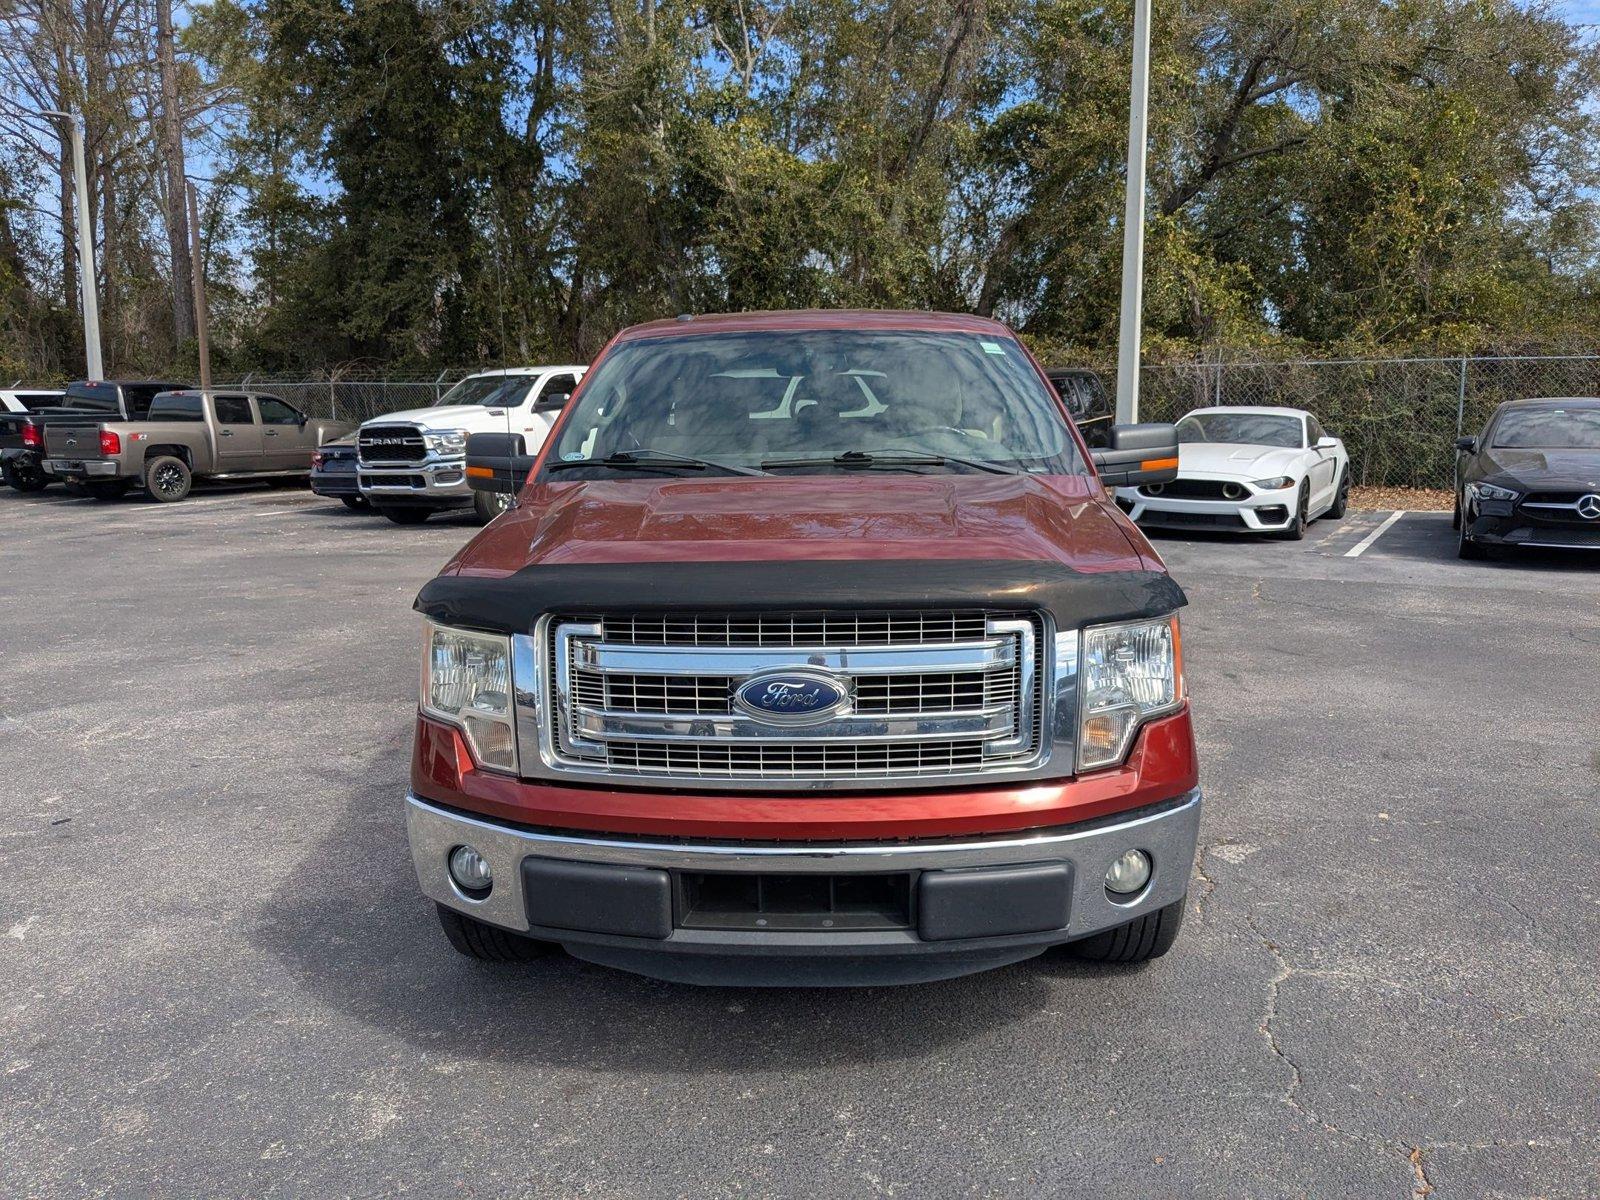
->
xmin=1 ymin=491 xmax=1597 ymax=1197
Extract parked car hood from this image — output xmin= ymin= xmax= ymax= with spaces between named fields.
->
xmin=443 ymin=474 xmax=1153 ymax=576
xmin=1475 ymin=446 xmax=1600 ymax=490
xmin=362 ymin=404 xmax=517 ymax=429
xmin=1175 ymin=442 xmax=1302 ymax=480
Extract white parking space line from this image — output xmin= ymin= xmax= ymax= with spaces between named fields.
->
xmin=1344 ymin=510 xmax=1407 ymax=558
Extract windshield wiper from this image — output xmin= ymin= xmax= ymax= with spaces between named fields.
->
xmin=762 ymin=449 xmax=1025 ymax=475
xmin=547 ymin=448 xmax=769 ymax=477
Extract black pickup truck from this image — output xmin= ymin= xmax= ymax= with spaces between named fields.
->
xmin=1 ymin=379 xmax=187 ymax=495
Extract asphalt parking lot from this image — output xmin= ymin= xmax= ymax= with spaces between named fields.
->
xmin=3 ymin=485 xmax=1597 ymax=1198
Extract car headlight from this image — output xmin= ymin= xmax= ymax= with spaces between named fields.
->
xmin=1468 ymin=481 xmax=1518 ymax=503
xmin=425 ymin=429 xmax=468 ymax=454
xmin=421 ymin=623 xmax=517 ymax=772
xmin=1078 ymin=615 xmax=1183 ymax=772
xmin=1251 ymin=476 xmax=1294 ymax=491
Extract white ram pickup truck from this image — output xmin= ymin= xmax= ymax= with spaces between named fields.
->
xmin=356 ymin=366 xmax=586 ymax=525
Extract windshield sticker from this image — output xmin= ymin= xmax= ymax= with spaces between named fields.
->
xmin=562 ymin=451 xmax=586 ymax=461
xmin=980 ymin=341 xmax=1007 ymax=356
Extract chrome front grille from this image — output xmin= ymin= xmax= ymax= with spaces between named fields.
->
xmin=516 ymin=610 xmax=1052 ymax=789
xmin=358 ymin=424 xmax=427 ymax=464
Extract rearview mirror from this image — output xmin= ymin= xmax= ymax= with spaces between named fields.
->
xmin=465 ymin=432 xmax=537 ymax=495
xmin=1090 ymin=423 xmax=1180 ymax=488
xmin=1455 ymin=436 xmax=1477 ymax=453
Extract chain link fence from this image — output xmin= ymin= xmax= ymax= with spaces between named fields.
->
xmin=1138 ymin=355 xmax=1600 ymax=489
xmin=211 ymin=370 xmax=477 ymax=426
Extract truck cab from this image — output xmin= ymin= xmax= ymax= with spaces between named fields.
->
xmin=407 ymin=311 xmax=1195 ymax=986
xmin=355 ymin=366 xmax=586 ymax=525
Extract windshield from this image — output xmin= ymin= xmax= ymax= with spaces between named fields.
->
xmin=1176 ymin=411 xmax=1304 ymax=449
xmin=544 ymin=330 xmax=1085 ymax=477
xmin=435 ymin=374 xmax=537 ymax=407
xmin=1491 ymin=407 xmax=1600 ymax=450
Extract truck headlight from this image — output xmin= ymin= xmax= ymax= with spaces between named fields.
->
xmin=1078 ymin=615 xmax=1183 ymax=772
xmin=421 ymin=623 xmax=517 ymax=772
xmin=425 ymin=429 xmax=468 ymax=454
xmin=1467 ymin=481 xmax=1518 ymax=503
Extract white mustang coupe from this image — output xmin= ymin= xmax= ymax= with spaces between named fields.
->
xmin=1115 ymin=406 xmax=1350 ymax=539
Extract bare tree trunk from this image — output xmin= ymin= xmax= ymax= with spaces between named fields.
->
xmin=52 ymin=30 xmax=77 ymax=317
xmin=156 ymin=0 xmax=194 ymax=345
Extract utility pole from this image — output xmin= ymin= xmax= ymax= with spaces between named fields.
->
xmin=1114 ymin=0 xmax=1152 ymax=424
xmin=186 ymin=180 xmax=211 ymax=394
xmin=41 ymin=110 xmax=103 ymax=379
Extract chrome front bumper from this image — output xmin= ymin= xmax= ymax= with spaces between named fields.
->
xmin=407 ymin=789 xmax=1201 ymax=977
xmin=358 ymin=457 xmax=469 ymax=498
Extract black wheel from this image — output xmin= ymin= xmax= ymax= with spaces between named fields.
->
xmin=84 ymin=479 xmax=132 ymax=501
xmin=473 ymin=487 xmax=512 ymax=524
xmin=435 ymin=904 xmax=554 ymax=962
xmin=1326 ymin=469 xmax=1349 ymax=520
xmin=1068 ymin=897 xmax=1186 ymax=964
xmin=1276 ymin=482 xmax=1309 ymax=540
xmin=1457 ymin=515 xmax=1486 ymax=560
xmin=143 ymin=455 xmax=192 ymax=502
xmin=339 ymin=495 xmax=367 ymax=511
xmin=377 ymin=505 xmax=432 ymax=525
xmin=2 ymin=456 xmax=48 ymax=492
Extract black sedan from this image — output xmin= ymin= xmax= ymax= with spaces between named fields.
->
xmin=310 ymin=434 xmax=365 ymax=510
xmin=1454 ymin=397 xmax=1600 ymax=560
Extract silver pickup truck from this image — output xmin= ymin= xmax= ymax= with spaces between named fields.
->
xmin=44 ymin=389 xmax=351 ymax=502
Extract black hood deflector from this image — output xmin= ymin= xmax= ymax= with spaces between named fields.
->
xmin=415 ymin=559 xmax=1186 ymax=635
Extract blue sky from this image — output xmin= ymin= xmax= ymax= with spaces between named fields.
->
xmin=1561 ymin=0 xmax=1600 ymax=24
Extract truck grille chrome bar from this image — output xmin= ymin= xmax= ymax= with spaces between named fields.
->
xmin=358 ymin=424 xmax=428 ymax=464
xmin=512 ymin=610 xmax=1057 ymax=790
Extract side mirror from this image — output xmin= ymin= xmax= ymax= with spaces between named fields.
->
xmin=465 ymin=432 xmax=537 ymax=495
xmin=1091 ymin=423 xmax=1180 ymax=488
xmin=533 ymin=392 xmax=571 ymax=413
xmin=1455 ymin=436 xmax=1477 ymax=453
xmin=1316 ymin=436 xmax=1337 ymax=449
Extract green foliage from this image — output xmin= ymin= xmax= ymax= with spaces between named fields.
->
xmin=6 ymin=0 xmax=1599 ymax=376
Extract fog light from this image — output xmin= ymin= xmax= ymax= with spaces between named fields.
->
xmin=1105 ymin=849 xmax=1152 ymax=895
xmin=448 ymin=844 xmax=493 ymax=896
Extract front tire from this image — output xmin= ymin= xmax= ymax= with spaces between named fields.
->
xmin=1457 ymin=516 xmax=1486 ymax=560
xmin=2 ymin=457 xmax=48 ymax=492
xmin=1068 ymin=897 xmax=1186 ymax=964
xmin=377 ymin=505 xmax=432 ymax=525
xmin=473 ymin=488 xmax=512 ymax=524
xmin=144 ymin=455 xmax=192 ymax=502
xmin=436 ymin=904 xmax=554 ymax=962
xmin=1326 ymin=469 xmax=1349 ymax=520
xmin=1276 ymin=481 xmax=1309 ymax=540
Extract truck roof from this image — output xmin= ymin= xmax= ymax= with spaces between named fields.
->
xmin=615 ymin=309 xmax=1017 ymax=342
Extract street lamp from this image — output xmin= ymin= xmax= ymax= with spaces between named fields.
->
xmin=1114 ymin=0 xmax=1152 ymax=424
xmin=41 ymin=109 xmax=104 ymax=380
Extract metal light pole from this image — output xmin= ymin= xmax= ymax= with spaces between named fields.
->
xmin=1114 ymin=0 xmax=1152 ymax=424
xmin=41 ymin=110 xmax=104 ymax=380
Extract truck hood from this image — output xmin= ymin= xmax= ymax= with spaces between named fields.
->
xmin=446 ymin=474 xmax=1151 ymax=576
xmin=363 ymin=404 xmax=511 ymax=430
xmin=1176 ymin=442 xmax=1301 ymax=480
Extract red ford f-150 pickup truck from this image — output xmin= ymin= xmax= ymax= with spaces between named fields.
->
xmin=408 ymin=310 xmax=1198 ymax=985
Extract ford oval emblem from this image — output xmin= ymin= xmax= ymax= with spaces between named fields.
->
xmin=732 ymin=669 xmax=850 ymax=726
